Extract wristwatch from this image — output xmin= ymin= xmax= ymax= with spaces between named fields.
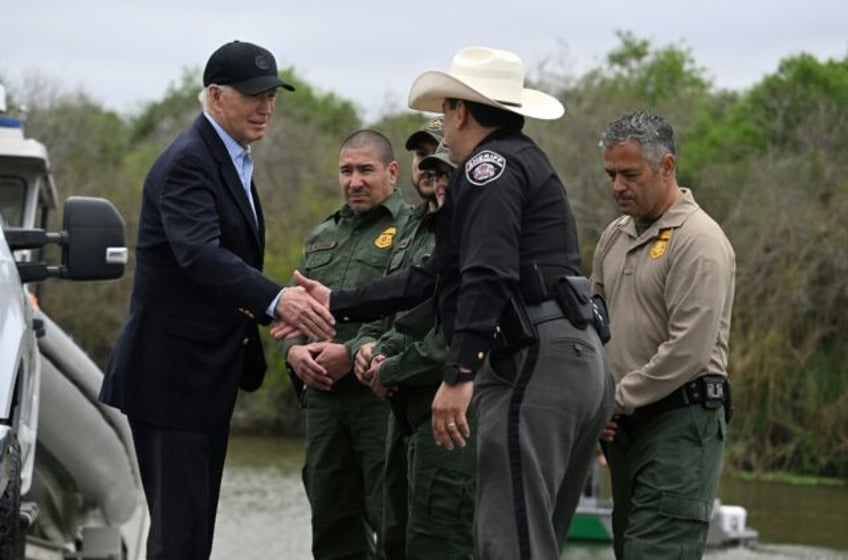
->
xmin=443 ymin=364 xmax=475 ymax=386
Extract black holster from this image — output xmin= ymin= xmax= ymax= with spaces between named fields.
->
xmin=553 ymin=276 xmax=593 ymax=328
xmin=551 ymin=276 xmax=611 ymax=344
xmin=493 ymin=294 xmax=538 ymax=356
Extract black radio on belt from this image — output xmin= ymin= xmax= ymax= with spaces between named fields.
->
xmin=552 ymin=276 xmax=611 ymax=344
xmin=636 ymin=375 xmax=732 ymax=423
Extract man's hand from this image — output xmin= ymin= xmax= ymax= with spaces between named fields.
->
xmin=431 ymin=380 xmax=473 ymax=450
xmin=287 ymin=343 xmax=333 ymax=391
xmin=313 ymin=342 xmax=353 ymax=383
xmin=367 ymin=362 xmax=393 ymax=400
xmin=274 ymin=282 xmax=335 ymax=340
xmin=362 ymin=355 xmax=396 ymax=400
xmin=354 ymin=342 xmax=376 ymax=384
xmin=269 ymin=320 xmax=300 ymax=340
xmin=601 ymin=416 xmax=619 ymax=442
xmin=294 ymin=270 xmax=331 ymax=307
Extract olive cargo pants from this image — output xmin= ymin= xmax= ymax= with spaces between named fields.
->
xmin=303 ymin=386 xmax=389 ymax=560
xmin=608 ymin=405 xmax=727 ymax=559
xmin=381 ymin=390 xmax=476 ymax=559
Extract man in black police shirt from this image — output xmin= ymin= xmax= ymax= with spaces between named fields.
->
xmin=283 ymin=46 xmax=614 ymax=560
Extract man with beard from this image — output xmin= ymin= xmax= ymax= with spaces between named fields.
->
xmin=355 ymin=127 xmax=476 ymax=559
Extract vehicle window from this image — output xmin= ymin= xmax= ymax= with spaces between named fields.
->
xmin=0 ymin=176 xmax=26 ymax=227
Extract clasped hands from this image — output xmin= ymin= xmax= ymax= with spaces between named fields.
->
xmin=271 ymin=271 xmax=334 ymax=341
xmin=356 ymin=342 xmax=472 ymax=450
xmin=353 ymin=342 xmax=395 ymax=400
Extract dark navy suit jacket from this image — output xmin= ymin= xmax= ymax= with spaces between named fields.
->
xmin=100 ymin=115 xmax=282 ymax=431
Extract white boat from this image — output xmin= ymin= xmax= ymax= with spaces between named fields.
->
xmin=568 ymin=462 xmax=759 ymax=547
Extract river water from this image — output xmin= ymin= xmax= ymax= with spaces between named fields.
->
xmin=210 ymin=435 xmax=848 ymax=560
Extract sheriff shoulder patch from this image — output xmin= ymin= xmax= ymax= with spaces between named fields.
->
xmin=374 ymin=226 xmax=397 ymax=249
xmin=465 ymin=150 xmax=506 ymax=186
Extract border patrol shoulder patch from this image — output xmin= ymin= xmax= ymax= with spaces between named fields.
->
xmin=465 ymin=150 xmax=506 ymax=186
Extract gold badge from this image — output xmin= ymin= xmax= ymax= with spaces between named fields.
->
xmin=374 ymin=227 xmax=397 ymax=249
xmin=650 ymin=228 xmax=673 ymax=259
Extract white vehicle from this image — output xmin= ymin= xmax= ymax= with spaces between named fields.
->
xmin=0 ymin=84 xmax=146 ymax=559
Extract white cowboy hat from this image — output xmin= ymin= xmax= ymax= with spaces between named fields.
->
xmin=408 ymin=46 xmax=565 ymax=120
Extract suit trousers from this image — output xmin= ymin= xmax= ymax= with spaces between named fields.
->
xmin=129 ymin=417 xmax=230 ymax=560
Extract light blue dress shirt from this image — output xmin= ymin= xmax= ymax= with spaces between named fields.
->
xmin=204 ymin=113 xmax=282 ymax=319
xmin=203 ymin=113 xmax=257 ymax=222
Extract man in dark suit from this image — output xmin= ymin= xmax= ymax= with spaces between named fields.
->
xmin=99 ymin=40 xmax=334 ymax=560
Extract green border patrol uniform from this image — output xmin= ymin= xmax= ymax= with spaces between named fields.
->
xmin=364 ymin=199 xmax=476 ymax=559
xmin=282 ymin=190 xmax=411 ymax=560
xmin=591 ymin=188 xmax=736 ymax=559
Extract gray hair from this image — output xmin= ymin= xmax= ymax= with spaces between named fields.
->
xmin=199 ymin=84 xmax=237 ymax=112
xmin=599 ymin=111 xmax=676 ymax=169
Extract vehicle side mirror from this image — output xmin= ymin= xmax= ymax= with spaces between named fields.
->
xmin=61 ymin=196 xmax=128 ymax=281
xmin=6 ymin=196 xmax=128 ymax=283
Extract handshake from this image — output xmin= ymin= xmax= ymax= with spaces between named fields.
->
xmin=271 ymin=271 xmax=335 ymax=341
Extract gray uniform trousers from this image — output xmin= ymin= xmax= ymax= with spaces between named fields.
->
xmin=472 ymin=306 xmax=615 ymax=560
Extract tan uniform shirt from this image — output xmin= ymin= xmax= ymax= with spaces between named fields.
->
xmin=591 ymin=188 xmax=736 ymax=414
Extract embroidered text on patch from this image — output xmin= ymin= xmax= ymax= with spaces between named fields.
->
xmin=465 ymin=150 xmax=506 ymax=186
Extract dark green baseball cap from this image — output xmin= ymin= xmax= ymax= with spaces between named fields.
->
xmin=405 ymin=116 xmax=444 ymax=150
xmin=419 ymin=139 xmax=455 ymax=170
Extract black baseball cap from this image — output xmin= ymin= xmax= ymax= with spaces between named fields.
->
xmin=203 ymin=40 xmax=295 ymax=95
xmin=405 ymin=117 xmax=444 ymax=150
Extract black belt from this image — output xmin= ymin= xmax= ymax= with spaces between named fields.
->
xmin=524 ymin=299 xmax=565 ymax=325
xmin=635 ymin=375 xmax=730 ymax=422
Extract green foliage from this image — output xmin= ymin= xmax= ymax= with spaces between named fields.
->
xmin=583 ymin=30 xmax=712 ymax=109
xmin=6 ymin=34 xmax=848 ymax=476
xmin=277 ymin=67 xmax=361 ymax=137
xmin=682 ymin=52 xmax=848 ymax=477
xmin=129 ymin=69 xmax=204 ymax=144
